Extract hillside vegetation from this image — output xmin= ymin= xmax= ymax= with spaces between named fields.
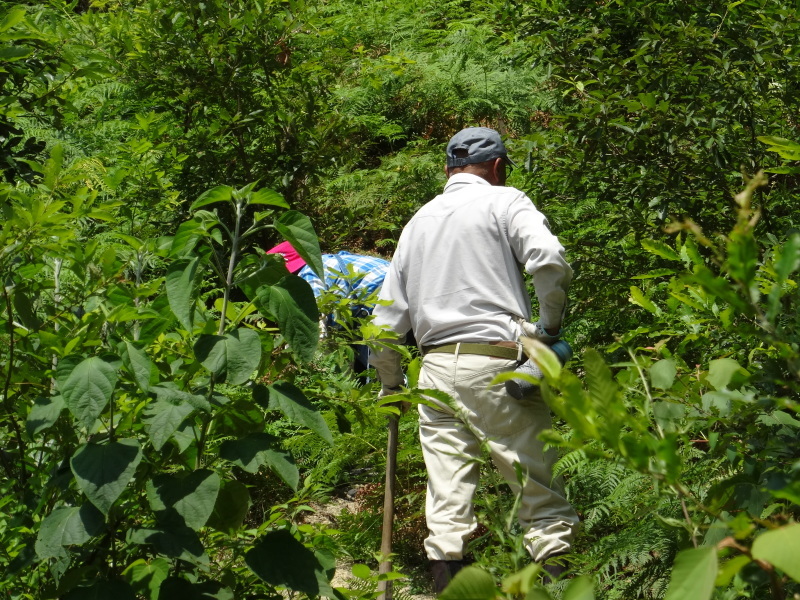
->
xmin=1 ymin=0 xmax=799 ymax=598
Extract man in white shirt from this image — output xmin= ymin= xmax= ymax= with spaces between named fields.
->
xmin=370 ymin=127 xmax=579 ymax=592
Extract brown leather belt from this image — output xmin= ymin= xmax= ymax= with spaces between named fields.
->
xmin=422 ymin=341 xmax=521 ymax=360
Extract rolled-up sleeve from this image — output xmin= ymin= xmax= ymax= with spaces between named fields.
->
xmin=369 ymin=263 xmax=411 ymax=389
xmin=506 ymin=195 xmax=573 ymax=329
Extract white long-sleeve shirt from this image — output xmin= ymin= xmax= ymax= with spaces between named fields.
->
xmin=372 ymin=173 xmax=572 ymax=388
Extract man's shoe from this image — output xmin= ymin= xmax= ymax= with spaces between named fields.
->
xmin=430 ymin=559 xmax=464 ymax=595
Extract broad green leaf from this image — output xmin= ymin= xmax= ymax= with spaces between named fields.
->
xmin=166 ymin=257 xmax=201 ymax=331
xmin=273 ymin=210 xmax=323 ymax=279
xmin=246 ymin=530 xmax=334 ymax=598
xmin=26 ymin=395 xmax=65 ymax=437
xmin=715 ymin=555 xmax=751 ymax=586
xmin=71 ymin=439 xmax=143 ymax=514
xmin=642 ymin=239 xmax=681 ymax=261
xmin=191 ymin=185 xmax=233 ymax=211
xmin=220 ymin=433 xmax=298 ymax=489
xmin=439 ymin=565 xmax=497 ymax=600
xmin=653 ymin=401 xmax=685 ymax=432
xmin=663 ymin=546 xmax=717 ymax=600
xmin=62 ymin=579 xmax=137 ymax=600
xmin=649 ymin=359 xmax=677 ymax=389
xmin=127 ymin=525 xmax=207 ymax=564
xmin=119 ymin=341 xmax=156 ymax=392
xmin=152 ymin=384 xmax=211 ymax=411
xmin=169 ymin=220 xmax=207 ymax=258
xmin=13 ymin=290 xmax=40 ymax=329
xmin=61 ymin=356 xmax=118 ymax=429
xmin=751 ymin=523 xmax=800 ymax=581
xmin=351 ymin=563 xmax=372 ymax=579
xmin=254 ymin=276 xmax=319 ymax=363
xmin=158 ymin=578 xmax=233 ymax=600
xmin=122 ymin=558 xmax=170 ymax=599
xmin=35 ymin=504 xmax=105 ymax=559
xmin=249 ymin=187 xmax=289 ymax=208
xmin=268 ymin=381 xmax=333 ymax=444
xmin=206 ymin=480 xmax=251 ymax=534
xmin=147 ymin=469 xmax=220 ymax=530
xmin=629 ymin=286 xmax=659 ymax=314
xmin=563 ymin=576 xmax=595 ymax=600
xmin=193 ymin=328 xmax=261 ymax=384
xmin=143 ymin=398 xmax=195 ymax=451
xmin=706 ymin=358 xmax=748 ymax=390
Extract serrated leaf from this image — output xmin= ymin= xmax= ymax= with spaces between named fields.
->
xmin=0 ymin=7 xmax=26 ymax=33
xmin=642 ymin=239 xmax=681 ymax=261
xmin=61 ymin=356 xmax=118 ymax=429
xmin=147 ymin=469 xmax=220 ymax=530
xmin=254 ymin=276 xmax=319 ymax=363
xmin=35 ymin=504 xmax=105 ymax=559
xmin=193 ymin=328 xmax=261 ymax=384
xmin=751 ymin=523 xmax=800 ymax=581
xmin=71 ymin=440 xmax=143 ymax=514
xmin=0 ymin=44 xmax=33 ymax=61
xmin=439 ymin=565 xmax=497 ymax=600
xmin=246 ymin=530 xmax=334 ymax=597
xmin=630 ymin=286 xmax=660 ymax=314
xmin=220 ymin=433 xmax=298 ymax=489
xmin=273 ymin=210 xmax=323 ymax=279
xmin=166 ymin=257 xmax=201 ymax=331
xmin=269 ymin=381 xmax=333 ymax=444
xmin=663 ymin=546 xmax=717 ymax=600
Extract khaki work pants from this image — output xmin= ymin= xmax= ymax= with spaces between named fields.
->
xmin=418 ymin=350 xmax=579 ymax=562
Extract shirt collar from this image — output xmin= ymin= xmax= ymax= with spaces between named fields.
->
xmin=443 ymin=172 xmax=491 ymax=193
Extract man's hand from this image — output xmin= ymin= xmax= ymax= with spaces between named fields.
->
xmin=521 ymin=321 xmax=561 ymax=345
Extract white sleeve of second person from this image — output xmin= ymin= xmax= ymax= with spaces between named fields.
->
xmin=369 ymin=264 xmax=409 ymax=390
xmin=506 ymin=194 xmax=573 ymax=330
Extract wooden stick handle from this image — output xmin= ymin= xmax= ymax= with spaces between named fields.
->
xmin=377 ymin=413 xmax=399 ymax=600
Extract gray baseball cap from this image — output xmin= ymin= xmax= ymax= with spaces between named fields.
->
xmin=446 ymin=127 xmax=517 ymax=168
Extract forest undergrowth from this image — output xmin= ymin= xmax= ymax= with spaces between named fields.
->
xmin=1 ymin=0 xmax=799 ymax=599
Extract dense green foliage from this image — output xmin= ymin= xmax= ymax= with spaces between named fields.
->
xmin=1 ymin=0 xmax=799 ymax=598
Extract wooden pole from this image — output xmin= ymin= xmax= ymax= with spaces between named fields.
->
xmin=377 ymin=413 xmax=399 ymax=600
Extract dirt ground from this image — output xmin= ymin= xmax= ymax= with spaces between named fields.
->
xmin=302 ymin=497 xmax=435 ymax=600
